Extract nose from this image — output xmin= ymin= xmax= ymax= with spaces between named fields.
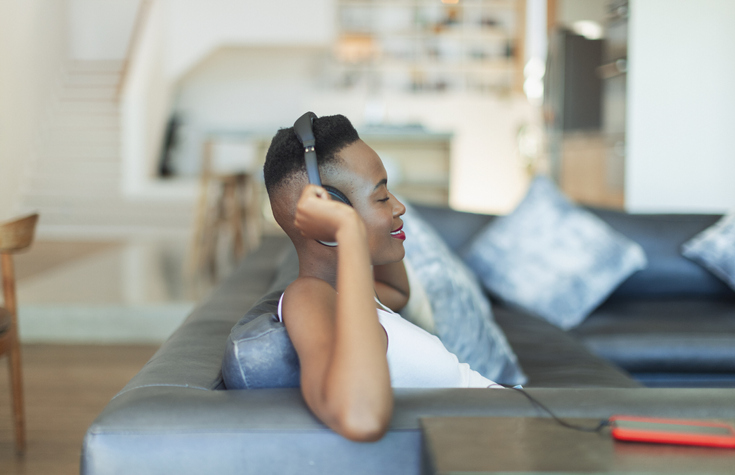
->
xmin=392 ymin=193 xmax=406 ymax=217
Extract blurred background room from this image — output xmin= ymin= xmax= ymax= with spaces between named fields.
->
xmin=1 ymin=0 xmax=734 ymax=472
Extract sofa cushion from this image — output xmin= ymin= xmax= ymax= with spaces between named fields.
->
xmin=402 ymin=204 xmax=527 ymax=386
xmin=571 ymin=296 xmax=735 ymax=374
xmin=463 ymin=176 xmax=647 ymax=330
xmin=591 ymin=209 xmax=733 ymax=299
xmin=682 ymin=213 xmax=735 ymax=291
xmin=491 ymin=304 xmax=641 ymax=388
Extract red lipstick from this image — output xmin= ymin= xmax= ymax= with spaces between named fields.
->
xmin=390 ymin=224 xmax=406 ymax=241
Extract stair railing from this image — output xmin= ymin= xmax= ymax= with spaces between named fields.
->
xmin=117 ymin=0 xmax=154 ymax=100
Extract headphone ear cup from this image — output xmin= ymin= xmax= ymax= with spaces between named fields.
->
xmin=316 ymin=185 xmax=351 ymax=248
xmin=323 ymin=185 xmax=352 ymax=207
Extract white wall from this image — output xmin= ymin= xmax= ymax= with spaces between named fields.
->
xmin=164 ymin=0 xmax=335 ymax=80
xmin=68 ymin=0 xmax=140 ymax=60
xmin=626 ymin=0 xmax=735 ymax=213
xmin=0 ymin=0 xmax=67 ymax=222
xmin=120 ymin=0 xmax=179 ymax=198
xmin=558 ymin=0 xmax=607 ymax=27
xmin=172 ymin=47 xmax=327 ymax=176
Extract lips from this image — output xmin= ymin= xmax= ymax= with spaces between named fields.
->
xmin=390 ymin=224 xmax=406 ymax=241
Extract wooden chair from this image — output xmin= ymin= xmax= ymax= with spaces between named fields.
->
xmin=0 ymin=213 xmax=38 ymax=454
xmin=189 ymin=141 xmax=261 ymax=282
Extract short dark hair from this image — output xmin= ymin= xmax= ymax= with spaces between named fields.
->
xmin=263 ymin=114 xmax=360 ymax=193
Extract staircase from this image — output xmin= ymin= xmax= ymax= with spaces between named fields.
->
xmin=19 ymin=60 xmax=194 ymax=239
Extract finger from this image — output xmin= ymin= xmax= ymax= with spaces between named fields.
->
xmin=301 ymin=184 xmax=327 ymax=200
xmin=314 ymin=186 xmax=330 ymax=200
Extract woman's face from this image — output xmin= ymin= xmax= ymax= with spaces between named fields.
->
xmin=321 ymin=140 xmax=407 ymax=265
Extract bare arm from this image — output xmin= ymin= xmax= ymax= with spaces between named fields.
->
xmin=373 ymin=261 xmax=410 ymax=312
xmin=283 ymin=185 xmax=393 ymax=442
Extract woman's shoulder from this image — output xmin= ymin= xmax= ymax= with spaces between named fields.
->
xmin=281 ymin=277 xmax=337 ymax=339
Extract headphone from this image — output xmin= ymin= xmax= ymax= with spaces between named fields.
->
xmin=293 ymin=111 xmax=352 ymax=247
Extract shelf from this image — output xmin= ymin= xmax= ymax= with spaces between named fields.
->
xmin=334 ymin=0 xmax=525 ymax=94
xmin=338 ymin=0 xmax=517 ymax=8
xmin=339 ymin=27 xmax=512 ymax=41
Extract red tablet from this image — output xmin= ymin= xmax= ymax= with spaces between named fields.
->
xmin=610 ymin=415 xmax=735 ymax=448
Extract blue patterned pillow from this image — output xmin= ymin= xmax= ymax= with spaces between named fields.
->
xmin=222 ymin=291 xmax=300 ymax=389
xmin=402 ymin=203 xmax=527 ymax=386
xmin=463 ymin=176 xmax=647 ymax=330
xmin=682 ymin=213 xmax=735 ymax=290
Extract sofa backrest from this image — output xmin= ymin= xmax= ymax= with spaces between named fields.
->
xmin=112 ymin=236 xmax=290 ymax=398
xmin=590 ymin=209 xmax=732 ymax=299
xmin=411 ymin=204 xmax=495 ymax=253
xmin=411 ymin=204 xmax=733 ymax=300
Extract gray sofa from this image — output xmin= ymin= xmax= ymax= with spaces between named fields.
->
xmin=81 ymin=205 xmax=735 ymax=475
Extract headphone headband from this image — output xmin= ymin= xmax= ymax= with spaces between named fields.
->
xmin=293 ymin=111 xmax=321 ymax=186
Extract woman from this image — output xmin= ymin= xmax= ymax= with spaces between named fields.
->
xmin=263 ymin=114 xmax=500 ymax=442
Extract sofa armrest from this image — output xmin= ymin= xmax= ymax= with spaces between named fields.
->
xmin=82 ymin=385 xmax=735 ymax=475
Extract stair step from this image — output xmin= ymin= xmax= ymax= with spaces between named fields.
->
xmin=43 ymin=137 xmax=120 ymax=148
xmin=29 ymin=171 xmax=121 ymax=184
xmin=59 ymin=86 xmax=117 ymax=100
xmin=45 ymin=128 xmax=121 ymax=142
xmin=38 ymin=144 xmax=121 ymax=157
xmin=64 ymin=73 xmax=121 ymax=87
xmin=35 ymin=158 xmax=121 ymax=168
xmin=48 ymin=122 xmax=120 ymax=132
xmin=57 ymin=97 xmax=118 ymax=105
xmin=55 ymin=102 xmax=119 ymax=115
xmin=30 ymin=159 xmax=121 ymax=172
xmin=66 ymin=60 xmax=124 ymax=72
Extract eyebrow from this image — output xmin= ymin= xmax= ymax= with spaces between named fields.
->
xmin=373 ymin=178 xmax=388 ymax=191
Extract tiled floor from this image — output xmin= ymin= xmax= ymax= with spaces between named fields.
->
xmin=12 ymin=239 xmax=214 ymax=343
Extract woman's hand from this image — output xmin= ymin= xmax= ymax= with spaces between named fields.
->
xmin=294 ymin=184 xmax=362 ymax=243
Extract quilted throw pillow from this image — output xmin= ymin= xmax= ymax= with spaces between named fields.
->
xmin=682 ymin=213 xmax=735 ymax=290
xmin=401 ymin=203 xmax=527 ymax=385
xmin=463 ymin=176 xmax=647 ymax=330
xmin=398 ymin=260 xmax=436 ymax=335
xmin=222 ymin=291 xmax=300 ymax=389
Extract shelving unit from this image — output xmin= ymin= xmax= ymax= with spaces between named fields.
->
xmin=360 ymin=127 xmax=452 ymax=206
xmin=553 ymin=0 xmax=628 ymax=210
xmin=332 ymin=0 xmax=526 ymax=94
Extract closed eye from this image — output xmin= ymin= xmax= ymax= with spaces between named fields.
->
xmin=377 ymin=197 xmax=390 ymax=202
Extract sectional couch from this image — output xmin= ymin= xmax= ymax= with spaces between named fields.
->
xmin=81 ymin=205 xmax=735 ymax=475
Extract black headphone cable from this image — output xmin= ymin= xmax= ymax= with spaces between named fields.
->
xmin=500 ymin=384 xmax=611 ymax=433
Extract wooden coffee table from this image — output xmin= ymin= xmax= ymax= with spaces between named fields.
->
xmin=420 ymin=417 xmax=735 ymax=474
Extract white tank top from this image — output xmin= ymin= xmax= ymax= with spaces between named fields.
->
xmin=277 ymin=293 xmax=502 ymax=389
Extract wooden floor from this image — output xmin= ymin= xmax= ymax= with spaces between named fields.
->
xmin=0 ymin=344 xmax=158 ymax=474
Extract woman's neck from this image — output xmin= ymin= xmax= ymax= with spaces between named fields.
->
xmin=295 ymin=245 xmax=339 ymax=288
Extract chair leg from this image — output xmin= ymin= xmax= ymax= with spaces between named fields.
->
xmin=8 ymin=338 xmax=25 ymax=454
xmin=1 ymin=253 xmax=25 ymax=454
